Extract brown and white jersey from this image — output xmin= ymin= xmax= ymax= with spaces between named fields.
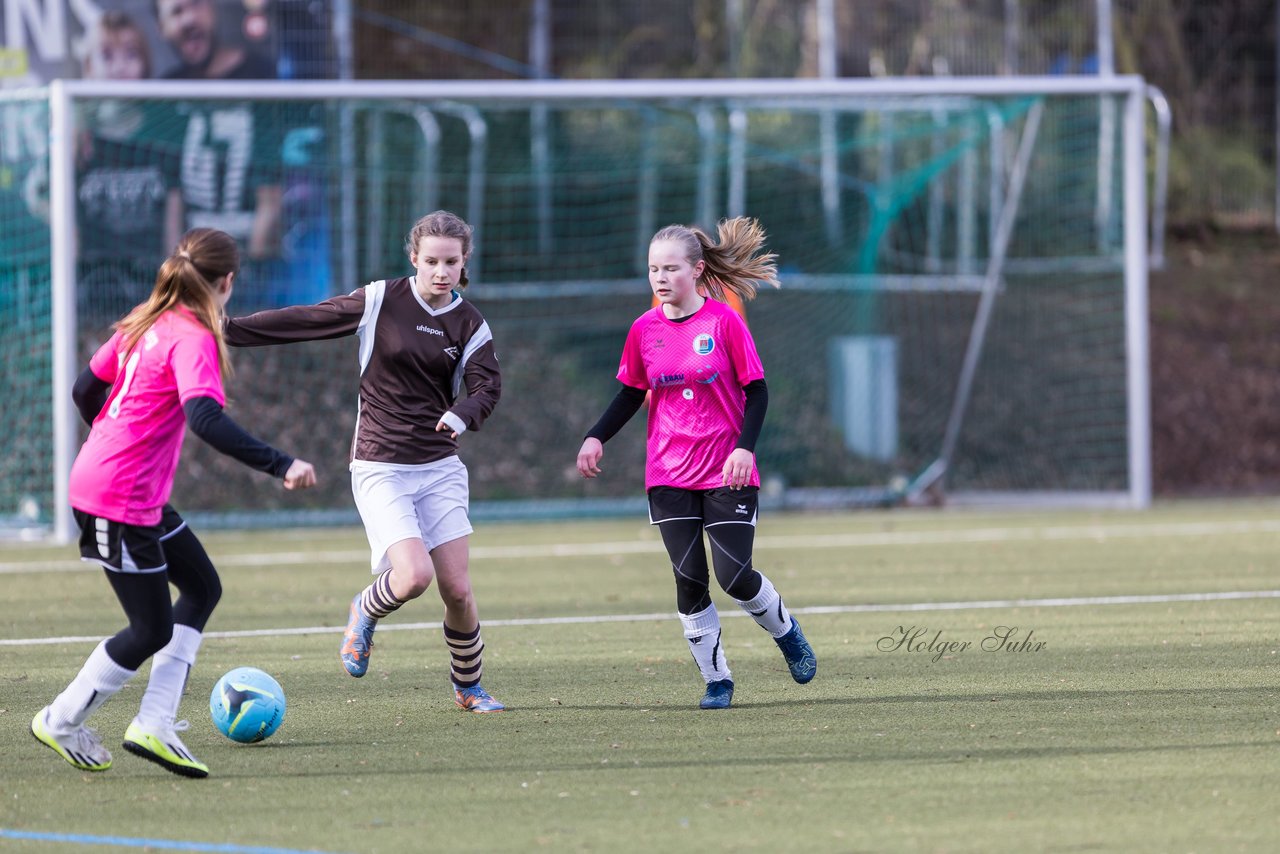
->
xmin=225 ymin=276 xmax=501 ymax=466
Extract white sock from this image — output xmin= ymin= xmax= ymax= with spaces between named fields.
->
xmin=47 ymin=640 xmax=136 ymax=733
xmin=736 ymin=574 xmax=793 ymax=639
xmin=136 ymin=624 xmax=203 ymax=729
xmin=679 ymin=603 xmax=731 ymax=683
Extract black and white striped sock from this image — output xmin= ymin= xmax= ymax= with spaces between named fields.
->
xmin=359 ymin=569 xmax=405 ymax=620
xmin=444 ymin=623 xmax=484 ymax=688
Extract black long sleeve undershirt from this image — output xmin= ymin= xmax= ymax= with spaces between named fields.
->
xmin=585 ymin=384 xmax=647 ymax=444
xmin=72 ymin=368 xmax=111 ymax=426
xmin=73 ymin=368 xmax=291 ymax=477
xmin=183 ymin=397 xmax=294 ymax=478
xmin=585 ymin=378 xmax=768 ymax=453
xmin=737 ymin=379 xmax=768 ymax=453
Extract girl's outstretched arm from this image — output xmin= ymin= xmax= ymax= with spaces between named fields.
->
xmin=224 ymin=289 xmax=367 ymax=347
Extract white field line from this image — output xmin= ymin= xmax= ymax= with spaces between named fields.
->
xmin=3 ymin=517 xmax=1280 ymax=575
xmin=2 ymin=589 xmax=1278 ymax=647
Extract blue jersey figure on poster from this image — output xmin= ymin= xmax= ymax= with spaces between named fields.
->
xmin=154 ymin=0 xmax=330 ymax=308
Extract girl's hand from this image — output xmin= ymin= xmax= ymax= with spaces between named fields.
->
xmin=284 ymin=459 xmax=317 ymax=490
xmin=435 ymin=417 xmax=459 ymax=439
xmin=577 ymin=438 xmax=604 ymax=478
xmin=721 ymin=448 xmax=754 ymax=491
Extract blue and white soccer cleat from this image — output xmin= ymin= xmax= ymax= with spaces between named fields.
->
xmin=699 ymin=678 xmax=735 ymax=710
xmin=774 ymin=617 xmax=817 ymax=683
xmin=340 ymin=595 xmax=377 ymax=678
xmin=454 ymin=683 xmax=505 ymax=713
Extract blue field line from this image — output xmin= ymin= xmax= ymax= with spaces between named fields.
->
xmin=0 ymin=827 xmax=351 ymax=854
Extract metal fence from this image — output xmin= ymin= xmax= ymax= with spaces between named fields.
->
xmin=343 ymin=0 xmax=1276 ymax=228
xmin=0 ymin=0 xmax=1270 ymax=222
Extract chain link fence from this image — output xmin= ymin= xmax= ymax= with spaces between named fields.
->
xmin=343 ymin=0 xmax=1276 ymax=229
xmin=1 ymin=1 xmax=1269 ymax=226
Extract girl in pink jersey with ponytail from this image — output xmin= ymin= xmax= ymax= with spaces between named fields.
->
xmin=577 ymin=218 xmax=816 ymax=710
xmin=31 ymin=228 xmax=315 ymax=778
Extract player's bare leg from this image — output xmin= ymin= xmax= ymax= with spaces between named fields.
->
xmin=341 ymin=538 xmax=434 ymax=677
xmin=433 ymin=537 xmax=503 ymax=712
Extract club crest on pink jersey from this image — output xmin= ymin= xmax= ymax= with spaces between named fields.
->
xmin=693 ymin=334 xmax=715 ymax=355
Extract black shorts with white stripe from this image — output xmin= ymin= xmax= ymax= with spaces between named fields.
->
xmin=74 ymin=509 xmax=173 ymax=574
xmin=647 ymin=485 xmax=759 ymax=528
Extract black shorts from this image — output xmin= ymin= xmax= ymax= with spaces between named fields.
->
xmin=647 ymin=486 xmax=759 ymax=528
xmin=74 ymin=505 xmax=186 ymax=574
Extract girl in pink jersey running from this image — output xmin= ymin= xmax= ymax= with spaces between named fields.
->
xmin=577 ymin=218 xmax=816 ymax=710
xmin=31 ymin=228 xmax=316 ymax=778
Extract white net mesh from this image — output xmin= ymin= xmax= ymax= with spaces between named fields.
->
xmin=3 ymin=80 xmax=1146 ymax=533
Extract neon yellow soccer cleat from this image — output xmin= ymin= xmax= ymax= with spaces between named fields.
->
xmin=122 ymin=719 xmax=209 ymax=779
xmin=31 ymin=707 xmax=112 ymax=772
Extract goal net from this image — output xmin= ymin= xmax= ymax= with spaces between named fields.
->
xmin=2 ymin=78 xmax=1151 ymax=539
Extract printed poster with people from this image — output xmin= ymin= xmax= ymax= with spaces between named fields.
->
xmin=0 ymin=1 xmax=334 ymax=316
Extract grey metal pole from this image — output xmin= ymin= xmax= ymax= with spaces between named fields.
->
xmin=1003 ymin=0 xmax=1020 ymax=75
xmin=817 ymin=0 xmax=841 ymax=247
xmin=636 ymin=112 xmax=658 ymax=270
xmin=412 ymin=108 xmax=442 ymax=218
xmin=727 ymin=0 xmax=744 ymax=75
xmin=1096 ymin=0 xmax=1116 ymax=251
xmin=1097 ymin=0 xmax=1114 ymax=75
xmin=728 ymin=107 xmax=747 ymax=217
xmin=958 ymin=132 xmax=976 ymax=275
xmin=1147 ymin=85 xmax=1171 ymax=270
xmin=333 ymin=0 xmax=354 ymax=80
xmin=927 ymin=108 xmax=944 ymax=272
xmin=434 ymin=103 xmax=488 ymax=280
xmin=531 ymin=0 xmax=552 ymax=250
xmin=1122 ymin=88 xmax=1152 ymax=508
xmin=333 ymin=0 xmax=358 ymax=292
xmin=365 ymin=109 xmax=386 ymax=273
xmin=696 ymin=104 xmax=718 ymax=227
xmin=924 ymin=101 xmax=1044 ymax=499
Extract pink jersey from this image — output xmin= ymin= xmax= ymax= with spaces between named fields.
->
xmin=69 ymin=307 xmax=227 ymax=526
xmin=617 ymin=298 xmax=765 ymax=490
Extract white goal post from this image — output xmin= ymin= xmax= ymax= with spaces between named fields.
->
xmin=30 ymin=76 xmax=1151 ymax=542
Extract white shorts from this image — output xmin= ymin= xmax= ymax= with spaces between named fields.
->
xmin=350 ymin=456 xmax=473 ymax=574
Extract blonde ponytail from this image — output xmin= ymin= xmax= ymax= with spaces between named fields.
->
xmin=651 ymin=217 xmax=779 ymax=303
xmin=115 ymin=228 xmax=239 ymax=377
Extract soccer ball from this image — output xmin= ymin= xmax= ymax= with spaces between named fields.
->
xmin=209 ymin=666 xmax=286 ymax=744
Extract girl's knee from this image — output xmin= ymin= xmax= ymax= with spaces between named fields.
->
xmin=186 ymin=580 xmax=222 ymax=621
xmin=717 ymin=567 xmax=762 ymax=602
xmin=130 ymin=621 xmax=174 ymax=658
xmin=437 ymin=581 xmax=473 ymax=614
xmin=399 ymin=564 xmax=436 ymax=598
xmin=673 ymin=577 xmax=712 ymax=615
xmin=206 ymin=575 xmax=223 ymax=610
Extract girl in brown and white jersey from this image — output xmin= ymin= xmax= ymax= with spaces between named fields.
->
xmin=224 ymin=210 xmax=505 ymax=713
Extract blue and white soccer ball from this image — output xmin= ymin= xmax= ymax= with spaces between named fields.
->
xmin=209 ymin=666 xmax=286 ymax=744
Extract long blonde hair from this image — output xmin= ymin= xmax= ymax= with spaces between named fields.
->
xmin=115 ymin=228 xmax=239 ymax=377
xmin=651 ymin=217 xmax=780 ymax=302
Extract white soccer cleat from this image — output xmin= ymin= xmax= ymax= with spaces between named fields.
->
xmin=30 ymin=707 xmax=112 ymax=772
